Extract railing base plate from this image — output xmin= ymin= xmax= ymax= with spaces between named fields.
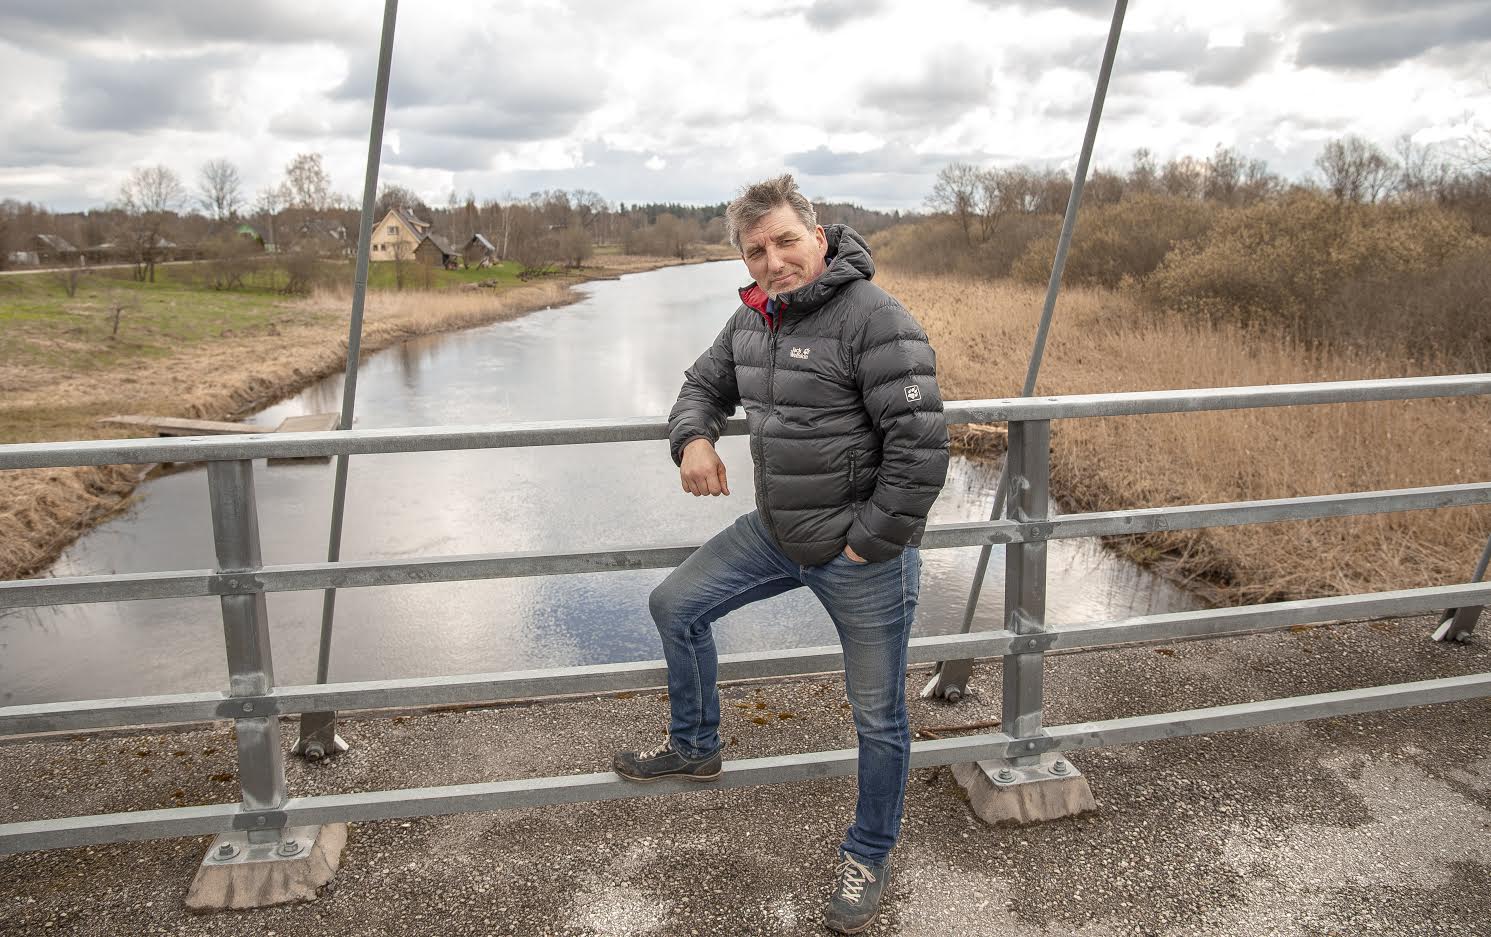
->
xmin=951 ymin=755 xmax=1096 ymax=826
xmin=185 ymin=824 xmax=346 ymax=911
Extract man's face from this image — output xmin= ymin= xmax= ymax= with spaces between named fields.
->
xmin=740 ymin=204 xmax=828 ymax=299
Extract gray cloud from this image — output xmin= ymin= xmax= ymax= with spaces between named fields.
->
xmin=1295 ymin=5 xmax=1491 ymax=70
xmin=385 ymin=135 xmax=494 ymax=173
xmin=0 ymin=1 xmax=363 ymax=48
xmin=334 ymin=36 xmax=606 ymax=143
xmin=397 ymin=101 xmax=597 ymax=143
xmin=0 ymin=120 xmax=111 ymax=169
xmin=1009 ymin=29 xmax=1277 ymax=88
xmin=61 ymin=52 xmax=236 ymax=132
xmin=786 ymin=143 xmax=955 ymax=176
xmin=1287 ymin=0 xmax=1479 ymax=22
xmin=859 ymin=57 xmax=992 ymax=124
xmin=804 ymin=0 xmax=885 ymax=30
xmin=971 ymin=0 xmax=1114 ymax=17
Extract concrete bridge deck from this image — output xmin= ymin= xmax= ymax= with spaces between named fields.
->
xmin=1 ymin=611 xmax=1487 ymax=936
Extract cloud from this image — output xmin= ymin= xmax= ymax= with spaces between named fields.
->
xmin=858 ymin=57 xmax=992 ymax=124
xmin=804 ymin=0 xmax=886 ymax=30
xmin=383 ymin=134 xmax=494 ymax=173
xmin=332 ymin=30 xmax=607 ymax=144
xmin=1295 ymin=5 xmax=1491 ymax=70
xmin=60 ymin=52 xmax=238 ymax=132
xmin=397 ymin=100 xmax=600 ymax=143
xmin=971 ymin=0 xmax=1113 ymax=17
xmin=1287 ymin=0 xmax=1480 ymax=22
xmin=1009 ymin=28 xmax=1276 ymax=88
xmin=0 ymin=1 xmax=363 ymax=48
xmin=786 ymin=143 xmax=953 ymax=176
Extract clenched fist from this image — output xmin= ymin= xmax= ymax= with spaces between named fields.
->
xmin=680 ymin=438 xmax=730 ymax=497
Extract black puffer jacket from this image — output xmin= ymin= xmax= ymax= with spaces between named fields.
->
xmin=668 ymin=225 xmax=950 ymax=566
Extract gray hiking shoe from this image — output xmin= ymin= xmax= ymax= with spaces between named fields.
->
xmin=612 ymin=736 xmax=721 ymax=782
xmin=823 ymin=850 xmax=889 ymax=934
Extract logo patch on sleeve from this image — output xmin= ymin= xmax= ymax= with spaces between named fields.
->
xmin=905 ymin=384 xmax=922 ymax=402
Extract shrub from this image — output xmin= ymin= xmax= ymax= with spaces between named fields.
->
xmin=1145 ymin=191 xmax=1475 ymax=329
xmin=1010 ymin=194 xmax=1217 ymax=288
xmin=1315 ymin=242 xmax=1491 ymax=370
xmin=871 ymin=214 xmax=1059 ymax=279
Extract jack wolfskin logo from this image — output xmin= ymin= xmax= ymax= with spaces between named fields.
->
xmin=905 ymin=384 xmax=922 ymax=402
xmin=790 ymin=347 xmax=811 ymax=360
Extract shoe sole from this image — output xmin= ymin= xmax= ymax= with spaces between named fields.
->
xmin=613 ymin=767 xmax=722 ymax=783
xmin=824 ymin=911 xmax=878 ymax=935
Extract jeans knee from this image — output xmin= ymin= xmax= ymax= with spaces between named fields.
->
xmin=847 ymin=692 xmax=905 ymax=740
xmin=649 ymin=582 xmax=678 ymax=632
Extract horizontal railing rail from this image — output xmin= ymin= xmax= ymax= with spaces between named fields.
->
xmin=2 ymin=375 xmax=1488 ymax=860
xmin=4 ymin=579 xmax=1489 ymax=739
xmin=5 ymin=481 xmax=1489 ymax=609
xmin=1 ymin=374 xmax=1487 ymax=470
xmin=6 ymin=671 xmax=1489 ymax=854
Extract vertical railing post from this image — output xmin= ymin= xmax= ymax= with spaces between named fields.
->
xmin=207 ymin=459 xmax=287 ymax=837
xmin=1433 ymin=531 xmax=1490 ymax=643
xmin=1002 ymin=419 xmax=1050 ymax=762
xmin=949 ymin=417 xmax=1094 ymax=824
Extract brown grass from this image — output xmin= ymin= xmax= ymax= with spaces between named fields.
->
xmin=0 ymin=254 xmax=721 ymax=581
xmin=885 ymin=269 xmax=1491 ymax=603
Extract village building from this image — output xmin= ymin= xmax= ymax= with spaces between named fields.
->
xmin=369 ymin=207 xmax=430 ymax=261
xmin=291 ymin=218 xmax=351 ymax=257
xmin=33 ymin=234 xmax=81 ymax=266
xmin=463 ymin=234 xmax=497 ymax=266
xmin=414 ymin=233 xmax=460 ymax=268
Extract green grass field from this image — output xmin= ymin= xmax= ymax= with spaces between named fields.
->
xmin=0 ymin=262 xmax=312 ymax=373
xmin=0 ymin=257 xmax=539 ymax=375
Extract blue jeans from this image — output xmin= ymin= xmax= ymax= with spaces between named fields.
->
xmin=648 ymin=511 xmax=922 ymax=864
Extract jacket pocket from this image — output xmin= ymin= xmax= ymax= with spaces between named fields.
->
xmin=848 ymin=450 xmax=861 ymax=512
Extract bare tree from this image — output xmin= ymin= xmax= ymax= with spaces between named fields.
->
xmin=1128 ymin=148 xmax=1159 ymax=194
xmin=927 ymin=163 xmax=981 ymax=244
xmin=557 ymin=225 xmax=593 ymax=267
xmin=1316 ymin=135 xmax=1398 ymax=203
xmin=1160 ymin=156 xmax=1205 ymax=199
xmin=1203 ymin=145 xmax=1244 ymax=204
xmin=116 ymin=165 xmax=185 ymax=282
xmin=375 ymin=182 xmax=432 ymax=221
xmin=283 ymin=152 xmax=334 ymax=212
xmin=198 ymin=158 xmax=242 ymax=221
xmin=1394 ymin=134 xmax=1450 ymax=201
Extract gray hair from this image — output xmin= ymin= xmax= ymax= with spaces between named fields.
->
xmin=725 ymin=174 xmax=818 ymax=251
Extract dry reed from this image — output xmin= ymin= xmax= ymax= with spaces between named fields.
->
xmin=886 ymin=269 xmax=1491 ymax=603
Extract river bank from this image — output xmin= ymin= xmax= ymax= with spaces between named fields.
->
xmin=890 ymin=269 xmax=1491 ymax=604
xmin=0 ymin=252 xmax=732 ymax=582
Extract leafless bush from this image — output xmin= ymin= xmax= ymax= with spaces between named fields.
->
xmin=1010 ymin=194 xmax=1216 ymax=287
xmin=872 ymin=214 xmax=1058 ymax=279
xmin=1146 ymin=191 xmax=1477 ymax=330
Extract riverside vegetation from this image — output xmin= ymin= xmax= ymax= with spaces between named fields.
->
xmin=877 ymin=182 xmax=1490 ymax=604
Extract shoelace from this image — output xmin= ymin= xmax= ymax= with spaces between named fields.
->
xmin=834 ymin=854 xmax=876 ymax=904
xmin=640 ymin=737 xmax=675 ymax=760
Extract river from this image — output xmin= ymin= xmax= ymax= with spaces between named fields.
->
xmin=1 ymin=260 xmax=1200 ymax=706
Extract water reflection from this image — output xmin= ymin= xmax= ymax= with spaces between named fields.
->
xmin=3 ymin=262 xmax=1200 ymax=705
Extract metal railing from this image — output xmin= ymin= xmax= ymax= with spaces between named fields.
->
xmin=2 ymin=373 xmax=1490 ymax=854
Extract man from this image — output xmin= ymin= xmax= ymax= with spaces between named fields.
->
xmin=613 ymin=175 xmax=949 ymax=934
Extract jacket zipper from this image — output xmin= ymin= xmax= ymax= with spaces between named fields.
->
xmin=848 ymin=451 xmax=858 ymax=497
xmin=757 ymin=309 xmax=782 ymax=543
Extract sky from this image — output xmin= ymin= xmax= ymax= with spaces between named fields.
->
xmin=1 ymin=0 xmax=1488 ymax=213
